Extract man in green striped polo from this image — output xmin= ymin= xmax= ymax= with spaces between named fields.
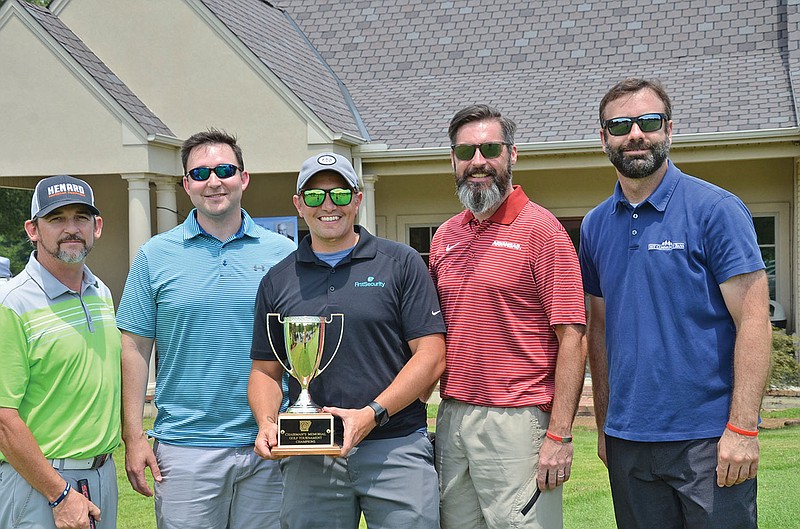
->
xmin=0 ymin=175 xmax=120 ymax=529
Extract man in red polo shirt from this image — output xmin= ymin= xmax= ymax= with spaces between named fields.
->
xmin=429 ymin=104 xmax=586 ymax=529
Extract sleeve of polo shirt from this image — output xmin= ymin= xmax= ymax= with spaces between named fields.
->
xmin=579 ymin=214 xmax=602 ymax=298
xmin=532 ymin=225 xmax=586 ymax=326
xmin=399 ymin=249 xmax=446 ymax=341
xmin=251 ymin=273 xmax=280 ymax=361
xmin=704 ymin=195 xmax=765 ymax=285
xmin=428 ymin=229 xmax=442 ymax=286
xmin=0 ymin=306 xmax=29 ymax=409
xmin=116 ymin=247 xmax=157 ymax=338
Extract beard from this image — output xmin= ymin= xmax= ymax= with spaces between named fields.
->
xmin=606 ymin=136 xmax=670 ymax=179
xmin=456 ymin=160 xmax=513 ymax=216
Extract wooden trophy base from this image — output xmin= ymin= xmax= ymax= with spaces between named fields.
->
xmin=271 ymin=412 xmax=341 ymax=457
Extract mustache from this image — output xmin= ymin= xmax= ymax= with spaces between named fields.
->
xmin=58 ymin=236 xmax=86 ymax=244
xmin=463 ymin=166 xmax=498 ymax=178
xmin=622 ymin=139 xmax=652 ymax=152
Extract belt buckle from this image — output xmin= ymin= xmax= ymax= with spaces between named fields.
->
xmin=91 ymin=454 xmax=108 ymax=469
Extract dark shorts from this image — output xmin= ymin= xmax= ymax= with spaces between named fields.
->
xmin=605 ymin=435 xmax=757 ymax=529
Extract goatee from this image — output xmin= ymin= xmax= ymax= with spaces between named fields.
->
xmin=55 ymin=237 xmax=90 ymax=263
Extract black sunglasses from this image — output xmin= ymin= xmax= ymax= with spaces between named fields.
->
xmin=186 ymin=163 xmax=240 ymax=181
xmin=451 ymin=142 xmax=511 ymax=161
xmin=300 ymin=187 xmax=353 ymax=207
xmin=602 ymin=113 xmax=668 ymax=136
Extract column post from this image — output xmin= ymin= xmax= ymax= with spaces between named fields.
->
xmin=154 ymin=176 xmax=180 ymax=233
xmin=122 ymin=174 xmax=152 ymax=263
xmin=121 ymin=174 xmax=158 ymax=404
xmin=359 ymin=173 xmax=379 ymax=234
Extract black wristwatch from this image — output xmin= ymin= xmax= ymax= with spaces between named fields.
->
xmin=368 ymin=401 xmax=389 ymax=426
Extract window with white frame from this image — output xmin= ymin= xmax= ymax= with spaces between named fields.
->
xmin=408 ymin=225 xmax=438 ymax=266
xmin=752 ymin=215 xmax=776 ymax=301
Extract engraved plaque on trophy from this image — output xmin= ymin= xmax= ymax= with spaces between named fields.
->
xmin=266 ymin=314 xmax=344 ymax=456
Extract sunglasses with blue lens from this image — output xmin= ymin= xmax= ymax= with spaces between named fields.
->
xmin=186 ymin=163 xmax=240 ymax=181
xmin=602 ymin=113 xmax=667 ymax=136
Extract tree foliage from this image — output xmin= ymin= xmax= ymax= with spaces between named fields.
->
xmin=0 ymin=188 xmax=34 ymax=275
xmin=0 ymin=0 xmax=52 ymax=7
xmin=770 ymin=329 xmax=800 ymax=388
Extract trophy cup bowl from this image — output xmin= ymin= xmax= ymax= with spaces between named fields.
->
xmin=266 ymin=314 xmax=344 ymax=456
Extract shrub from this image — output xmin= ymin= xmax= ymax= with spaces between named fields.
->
xmin=769 ymin=328 xmax=800 ymax=388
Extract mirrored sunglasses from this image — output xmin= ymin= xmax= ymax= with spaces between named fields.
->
xmin=301 ymin=187 xmax=353 ymax=207
xmin=602 ymin=113 xmax=667 ymax=136
xmin=451 ymin=142 xmax=510 ymax=161
xmin=186 ymin=163 xmax=240 ymax=181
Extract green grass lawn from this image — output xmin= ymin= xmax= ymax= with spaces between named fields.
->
xmin=116 ymin=410 xmax=800 ymax=529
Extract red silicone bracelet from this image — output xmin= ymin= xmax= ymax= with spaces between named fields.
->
xmin=546 ymin=430 xmax=573 ymax=443
xmin=726 ymin=422 xmax=758 ymax=437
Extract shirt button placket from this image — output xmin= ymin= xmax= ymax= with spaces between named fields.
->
xmin=629 ymin=209 xmax=639 ymax=250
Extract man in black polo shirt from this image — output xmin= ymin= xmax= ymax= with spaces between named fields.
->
xmin=249 ymin=152 xmax=446 ymax=529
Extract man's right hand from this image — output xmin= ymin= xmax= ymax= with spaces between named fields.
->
xmin=52 ymin=487 xmax=100 ymax=529
xmin=254 ymin=419 xmax=280 ymax=460
xmin=597 ymin=431 xmax=608 ymax=467
xmin=123 ymin=431 xmax=161 ymax=496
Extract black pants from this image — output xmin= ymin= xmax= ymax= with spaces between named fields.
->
xmin=605 ymin=435 xmax=757 ymax=529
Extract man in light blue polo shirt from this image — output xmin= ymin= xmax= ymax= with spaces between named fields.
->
xmin=117 ymin=129 xmax=295 ymax=529
xmin=580 ymin=78 xmax=771 ymax=529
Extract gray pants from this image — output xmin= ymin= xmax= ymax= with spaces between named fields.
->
xmin=153 ymin=442 xmax=282 ymax=529
xmin=280 ymin=430 xmax=438 ymax=529
xmin=0 ymin=457 xmax=117 ymax=529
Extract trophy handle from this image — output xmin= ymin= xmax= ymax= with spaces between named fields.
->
xmin=316 ymin=313 xmax=344 ymax=376
xmin=266 ymin=313 xmax=294 ymax=375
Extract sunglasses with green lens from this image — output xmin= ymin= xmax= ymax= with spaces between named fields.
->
xmin=186 ymin=163 xmax=240 ymax=181
xmin=301 ymin=187 xmax=353 ymax=207
xmin=451 ymin=142 xmax=510 ymax=161
xmin=602 ymin=113 xmax=667 ymax=136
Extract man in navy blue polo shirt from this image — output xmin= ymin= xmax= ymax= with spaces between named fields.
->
xmin=249 ymin=152 xmax=446 ymax=529
xmin=580 ymin=78 xmax=771 ymax=529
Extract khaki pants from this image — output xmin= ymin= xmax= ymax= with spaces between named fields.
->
xmin=435 ymin=400 xmax=563 ymax=529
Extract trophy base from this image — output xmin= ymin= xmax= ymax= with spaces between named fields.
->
xmin=270 ymin=445 xmax=342 ymax=457
xmin=273 ymin=412 xmax=341 ymax=457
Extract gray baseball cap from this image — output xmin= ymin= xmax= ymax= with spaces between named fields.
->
xmin=31 ymin=175 xmax=100 ymax=219
xmin=0 ymin=256 xmax=10 ymax=278
xmin=296 ymin=153 xmax=359 ymax=193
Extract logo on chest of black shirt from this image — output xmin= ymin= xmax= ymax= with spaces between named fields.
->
xmin=354 ymin=275 xmax=386 ymax=288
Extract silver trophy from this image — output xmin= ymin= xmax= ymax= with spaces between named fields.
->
xmin=266 ymin=314 xmax=344 ymax=455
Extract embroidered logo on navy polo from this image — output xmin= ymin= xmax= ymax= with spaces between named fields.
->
xmin=491 ymin=240 xmax=522 ymax=250
xmin=354 ymin=275 xmax=386 ymax=288
xmin=647 ymin=240 xmax=686 ymax=251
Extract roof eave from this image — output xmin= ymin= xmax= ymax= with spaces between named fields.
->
xmin=356 ymin=128 xmax=800 ymax=163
